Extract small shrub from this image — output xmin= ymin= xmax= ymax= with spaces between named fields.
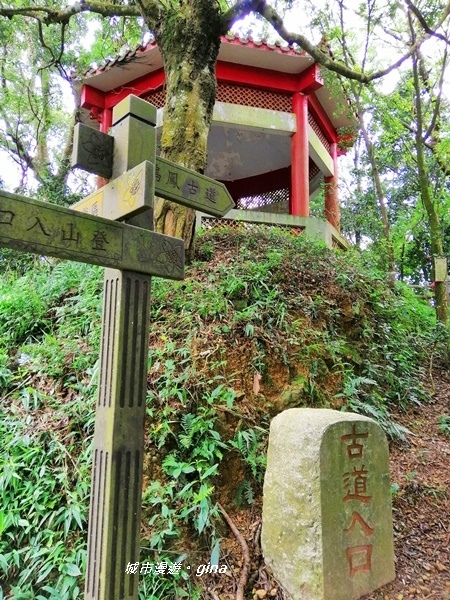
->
xmin=438 ymin=415 xmax=450 ymax=436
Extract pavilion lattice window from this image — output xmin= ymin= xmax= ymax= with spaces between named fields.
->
xmin=308 ymin=113 xmax=331 ymax=154
xmin=216 ymin=83 xmax=292 ymax=112
xmin=144 ymin=84 xmax=292 ymax=113
xmin=201 ymin=217 xmax=305 ymax=237
xmin=234 ymin=161 xmax=319 ymax=211
xmin=144 ymin=88 xmax=166 ymax=108
xmin=309 ymin=160 xmax=320 ymax=180
xmin=235 ymin=188 xmax=289 ymax=210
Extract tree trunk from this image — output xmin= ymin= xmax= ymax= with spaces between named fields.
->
xmin=412 ymin=49 xmax=448 ymax=324
xmin=151 ymin=0 xmax=223 ymax=256
xmin=353 ymin=92 xmax=396 ymax=286
xmin=35 ymin=68 xmax=51 ymax=175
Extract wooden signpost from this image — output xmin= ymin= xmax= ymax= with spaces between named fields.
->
xmin=72 ymin=122 xmax=234 ymax=218
xmin=0 ymin=94 xmax=234 ymax=600
xmin=0 ymin=189 xmax=183 ymax=278
xmin=71 ymin=161 xmax=155 ymax=221
xmin=433 ymin=255 xmax=448 ymax=283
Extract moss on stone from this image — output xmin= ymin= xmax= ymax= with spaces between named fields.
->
xmin=262 ymin=409 xmax=395 ymax=600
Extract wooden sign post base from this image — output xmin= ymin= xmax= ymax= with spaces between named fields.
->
xmin=85 ymin=269 xmax=152 ymax=600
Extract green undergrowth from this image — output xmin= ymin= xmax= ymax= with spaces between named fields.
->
xmin=0 ymin=227 xmax=447 ymax=599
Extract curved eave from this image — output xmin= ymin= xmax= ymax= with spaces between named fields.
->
xmin=81 ymin=42 xmax=163 ymax=93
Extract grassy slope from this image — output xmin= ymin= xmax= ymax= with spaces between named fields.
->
xmin=0 ymin=228 xmax=446 ymax=599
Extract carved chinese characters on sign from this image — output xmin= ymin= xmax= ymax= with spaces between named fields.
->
xmin=0 ymin=210 xmax=14 ymax=225
xmin=341 ymin=424 xmax=374 ymax=578
xmin=72 ymin=161 xmax=154 ymax=222
xmin=92 ymin=231 xmax=109 ymax=252
xmin=343 ymin=465 xmax=372 ymax=503
xmin=155 ymin=157 xmax=234 ymax=216
xmin=72 ymin=121 xmax=234 ymax=219
xmin=341 ymin=426 xmax=368 ymax=459
xmin=27 ymin=217 xmax=51 ymax=236
xmin=262 ymin=409 xmax=395 ymax=600
xmin=167 ymin=170 xmax=180 ymax=189
xmin=184 ymin=178 xmax=199 ymax=196
xmin=344 ymin=512 xmax=374 ymax=536
xmin=78 ymin=190 xmax=104 ymax=217
xmin=0 ymin=193 xmax=122 ymax=263
xmin=0 ymin=189 xmax=184 ymax=279
xmin=62 ymin=223 xmax=81 ymax=246
xmin=205 ymin=187 xmax=218 ymax=203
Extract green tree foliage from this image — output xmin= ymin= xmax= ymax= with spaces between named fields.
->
xmin=343 ymin=51 xmax=450 ymax=275
xmin=0 ymin=6 xmax=147 ymax=198
xmin=0 ymin=13 xmax=75 ymax=196
xmin=310 ymin=0 xmax=450 ymax=321
xmin=1 ymin=0 xmax=447 ymax=252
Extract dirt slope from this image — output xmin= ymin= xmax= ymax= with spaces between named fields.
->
xmin=364 ymin=368 xmax=450 ymax=600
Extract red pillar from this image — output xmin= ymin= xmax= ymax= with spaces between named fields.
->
xmin=324 ymin=142 xmax=339 ymax=231
xmin=291 ymin=93 xmax=309 ymax=217
xmin=100 ymin=107 xmax=113 ymax=134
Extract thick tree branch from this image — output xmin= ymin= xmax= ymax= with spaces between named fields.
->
xmin=405 ymin=0 xmax=450 ymax=45
xmin=2 ymin=0 xmax=444 ymax=87
xmin=0 ymin=1 xmax=141 ymax=24
xmin=337 ymin=1 xmax=355 ymax=67
xmin=337 ymin=0 xmax=359 ymax=93
xmin=396 ymin=118 xmax=449 ymax=176
xmin=35 ymin=19 xmax=69 ymax=78
xmin=1 ymin=116 xmax=37 ymax=177
xmin=135 ymin=0 xmax=164 ymax=29
xmin=422 ymin=47 xmax=447 ymax=142
xmin=0 ymin=62 xmax=36 ymax=177
xmin=408 ymin=43 xmax=450 ymax=176
xmin=223 ymin=0 xmax=430 ymax=83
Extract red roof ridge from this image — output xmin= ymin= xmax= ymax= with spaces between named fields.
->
xmin=222 ymin=32 xmax=304 ymax=55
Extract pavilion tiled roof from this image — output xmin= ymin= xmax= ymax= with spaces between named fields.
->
xmin=82 ymin=32 xmax=305 ymax=79
xmin=78 ymin=30 xmax=356 ymax=133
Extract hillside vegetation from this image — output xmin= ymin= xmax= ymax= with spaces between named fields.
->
xmin=0 ymin=228 xmax=447 ymax=599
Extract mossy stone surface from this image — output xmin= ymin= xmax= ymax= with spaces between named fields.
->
xmin=261 ymin=408 xmax=394 ymax=599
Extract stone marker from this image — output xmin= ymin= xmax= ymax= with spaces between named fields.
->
xmin=261 ymin=408 xmax=395 ymax=600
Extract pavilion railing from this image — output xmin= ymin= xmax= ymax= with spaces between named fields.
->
xmin=196 ymin=209 xmax=349 ymax=250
